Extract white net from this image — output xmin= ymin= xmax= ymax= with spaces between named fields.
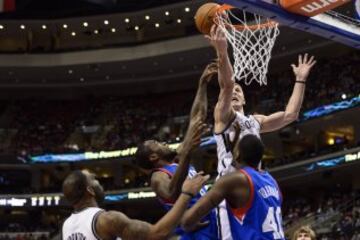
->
xmin=216 ymin=8 xmax=280 ymax=86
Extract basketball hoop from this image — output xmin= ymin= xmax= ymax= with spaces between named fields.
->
xmin=215 ymin=4 xmax=280 ymax=86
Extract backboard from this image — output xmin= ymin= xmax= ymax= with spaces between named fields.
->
xmin=217 ymin=0 xmax=360 ymax=48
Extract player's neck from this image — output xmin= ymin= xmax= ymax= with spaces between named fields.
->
xmin=74 ymin=198 xmax=98 ymax=212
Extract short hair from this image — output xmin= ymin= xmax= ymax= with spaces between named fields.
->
xmin=134 ymin=142 xmax=155 ymax=170
xmin=62 ymin=170 xmax=88 ymax=205
xmin=238 ymin=134 xmax=264 ymax=168
xmin=292 ymin=226 xmax=316 ymax=240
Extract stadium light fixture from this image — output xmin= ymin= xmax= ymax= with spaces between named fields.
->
xmin=155 ymin=23 xmax=160 ymax=28
xmin=71 ymin=31 xmax=76 ymax=36
xmin=42 ymin=25 xmax=47 ymax=30
xmin=111 ymin=28 xmax=116 ymax=33
xmin=341 ymin=93 xmax=347 ymax=99
xmin=125 ymin=18 xmax=130 ymax=23
xmin=134 ymin=26 xmax=139 ymax=31
xmin=177 ymin=19 xmax=182 ymax=23
xmin=145 ymin=15 xmax=150 ymax=20
xmin=165 ymin=11 xmax=170 ymax=16
xmin=94 ymin=29 xmax=99 ymax=34
xmin=20 ymin=25 xmax=25 ymax=30
xmin=63 ymin=24 xmax=68 ymax=29
xmin=104 ymin=20 xmax=109 ymax=25
xmin=0 ymin=25 xmax=4 ymax=29
xmin=185 ymin=7 xmax=190 ymax=12
xmin=83 ymin=22 xmax=88 ymax=27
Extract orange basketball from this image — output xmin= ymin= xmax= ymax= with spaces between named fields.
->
xmin=195 ymin=3 xmax=221 ymax=35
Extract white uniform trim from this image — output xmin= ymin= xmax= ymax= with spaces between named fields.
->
xmin=214 ymin=112 xmax=261 ymax=240
xmin=62 ymin=207 xmax=105 ymax=240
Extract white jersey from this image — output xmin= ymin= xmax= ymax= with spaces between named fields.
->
xmin=62 ymin=207 xmax=119 ymax=240
xmin=214 ymin=112 xmax=261 ymax=240
xmin=214 ymin=112 xmax=261 ymax=176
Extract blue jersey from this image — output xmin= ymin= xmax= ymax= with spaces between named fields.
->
xmin=227 ymin=167 xmax=285 ymax=240
xmin=154 ymin=163 xmax=219 ymax=240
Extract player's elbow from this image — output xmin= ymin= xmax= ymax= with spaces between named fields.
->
xmin=284 ymin=112 xmax=299 ymax=123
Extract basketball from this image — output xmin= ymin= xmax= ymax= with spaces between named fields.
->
xmin=194 ymin=3 xmax=220 ymax=35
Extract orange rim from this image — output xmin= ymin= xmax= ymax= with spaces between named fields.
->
xmin=215 ymin=4 xmax=278 ymax=31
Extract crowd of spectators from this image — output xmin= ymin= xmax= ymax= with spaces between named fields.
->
xmin=0 ymin=51 xmax=357 ymax=165
xmin=283 ymin=189 xmax=360 ymax=239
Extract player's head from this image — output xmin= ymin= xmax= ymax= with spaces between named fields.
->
xmin=292 ymin=226 xmax=316 ymax=240
xmin=232 ymin=83 xmax=245 ymax=111
xmin=135 ymin=140 xmax=176 ymax=170
xmin=234 ymin=134 xmax=264 ymax=168
xmin=63 ymin=170 xmax=105 ymax=207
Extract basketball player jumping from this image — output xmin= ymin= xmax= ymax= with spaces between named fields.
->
xmin=182 ymin=134 xmax=285 ymax=240
xmin=62 ymin=169 xmax=209 ymax=240
xmin=207 ymin=24 xmax=316 ymax=239
xmin=135 ymin=62 xmax=219 ymax=240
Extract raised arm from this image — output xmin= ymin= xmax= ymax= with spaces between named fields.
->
xmin=152 ymin=120 xmax=205 ymax=201
xmin=97 ymin=173 xmax=209 ymax=240
xmin=189 ymin=61 xmax=218 ymax=122
xmin=206 ymin=25 xmax=236 ymax=133
xmin=255 ymin=54 xmax=316 ymax=133
xmin=181 ymin=172 xmax=250 ymax=232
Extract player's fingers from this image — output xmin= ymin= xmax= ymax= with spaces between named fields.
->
xmin=310 ymin=60 xmax=317 ymax=67
xmin=298 ymin=54 xmax=303 ymax=65
xmin=291 ymin=64 xmax=296 ymax=71
xmin=308 ymin=55 xmax=314 ymax=64
xmin=194 ymin=171 xmax=205 ymax=177
xmin=304 ymin=53 xmax=308 ymax=63
xmin=200 ymin=174 xmax=210 ymax=183
xmin=210 ymin=25 xmax=216 ymax=37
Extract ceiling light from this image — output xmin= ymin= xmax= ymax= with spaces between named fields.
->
xmin=20 ymin=25 xmax=25 ymax=30
xmin=145 ymin=15 xmax=150 ymax=20
xmin=80 ymin=77 xmax=84 ymax=82
xmin=105 ymin=75 xmax=110 ymax=80
xmin=341 ymin=93 xmax=347 ymax=100
xmin=63 ymin=24 xmax=68 ymax=29
xmin=83 ymin=22 xmax=88 ymax=27
xmin=155 ymin=23 xmax=160 ymax=28
xmin=125 ymin=18 xmax=130 ymax=23
xmin=71 ymin=32 xmax=76 ymax=36
xmin=134 ymin=26 xmax=139 ymax=31
xmin=104 ymin=20 xmax=109 ymax=25
xmin=185 ymin=7 xmax=190 ymax=12
xmin=111 ymin=28 xmax=116 ymax=33
xmin=0 ymin=25 xmax=4 ymax=29
xmin=165 ymin=11 xmax=170 ymax=16
xmin=42 ymin=25 xmax=47 ymax=30
xmin=68 ymin=70 xmax=73 ymax=74
xmin=177 ymin=19 xmax=182 ymax=23
xmin=94 ymin=29 xmax=99 ymax=34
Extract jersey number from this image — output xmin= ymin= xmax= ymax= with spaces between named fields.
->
xmin=262 ymin=207 xmax=284 ymax=239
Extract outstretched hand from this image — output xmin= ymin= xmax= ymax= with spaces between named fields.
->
xmin=181 ymin=119 xmax=207 ymax=153
xmin=205 ymin=24 xmax=228 ymax=54
xmin=182 ymin=171 xmax=210 ymax=196
xmin=200 ymin=61 xmax=218 ymax=83
xmin=291 ymin=53 xmax=316 ymax=82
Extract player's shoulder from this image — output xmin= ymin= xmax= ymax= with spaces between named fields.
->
xmin=218 ymin=170 xmax=250 ymax=188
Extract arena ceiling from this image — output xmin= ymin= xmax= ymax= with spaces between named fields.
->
xmin=0 ymin=0 xmax=355 ymax=91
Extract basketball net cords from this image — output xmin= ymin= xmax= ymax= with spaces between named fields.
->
xmin=216 ymin=10 xmax=280 ymax=86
